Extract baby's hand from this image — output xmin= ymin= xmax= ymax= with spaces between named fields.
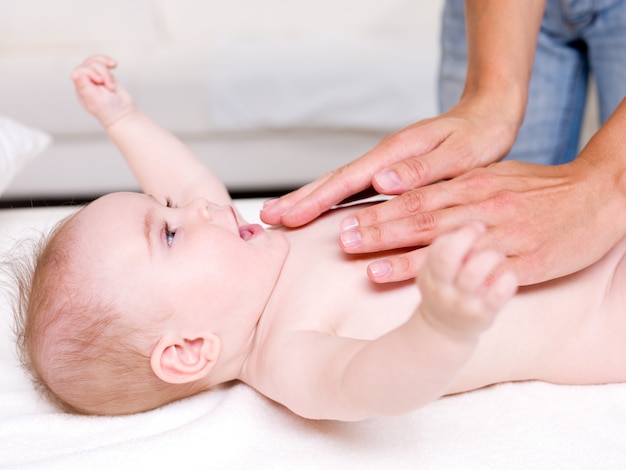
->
xmin=71 ymin=55 xmax=134 ymax=128
xmin=417 ymin=222 xmax=518 ymax=339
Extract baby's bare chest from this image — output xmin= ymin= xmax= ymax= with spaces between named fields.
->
xmin=271 ymin=207 xmax=418 ymax=339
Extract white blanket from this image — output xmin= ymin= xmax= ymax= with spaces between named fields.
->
xmin=1 ymin=200 xmax=625 ymax=469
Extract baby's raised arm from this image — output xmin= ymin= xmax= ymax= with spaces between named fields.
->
xmin=72 ymin=55 xmax=232 ymax=207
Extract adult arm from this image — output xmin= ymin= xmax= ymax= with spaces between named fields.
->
xmin=260 ymin=0 xmax=546 ymax=227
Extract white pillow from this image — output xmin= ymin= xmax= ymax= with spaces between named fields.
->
xmin=0 ymin=116 xmax=52 ymax=195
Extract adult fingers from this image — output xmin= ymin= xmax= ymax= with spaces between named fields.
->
xmin=261 ymin=152 xmax=394 ymax=227
xmin=365 ymin=223 xmax=486 ymax=284
xmin=372 ymin=112 xmax=517 ymax=195
xmin=260 ymin=119 xmax=448 ymax=227
xmin=366 ymin=248 xmax=430 ymax=284
xmin=340 ymin=212 xmax=435 ymax=253
xmin=260 ymin=173 xmax=332 ymax=225
xmin=372 ymin=145 xmax=455 ymax=194
xmin=340 ymin=202 xmax=477 ymax=254
xmin=340 ymin=182 xmax=465 ymax=231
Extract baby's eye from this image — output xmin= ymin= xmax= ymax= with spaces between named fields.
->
xmin=163 ymin=222 xmax=176 ymax=247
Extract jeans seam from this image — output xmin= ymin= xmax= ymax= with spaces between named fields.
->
xmin=556 ymin=54 xmax=587 ymax=163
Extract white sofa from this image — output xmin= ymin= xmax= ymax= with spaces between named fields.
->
xmin=0 ymin=0 xmax=444 ymax=201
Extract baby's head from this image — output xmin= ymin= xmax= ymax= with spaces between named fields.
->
xmin=10 ymin=192 xmax=288 ymax=415
xmin=11 ymin=205 xmax=207 ymax=415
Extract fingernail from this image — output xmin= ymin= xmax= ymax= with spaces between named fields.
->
xmin=340 ymin=230 xmax=361 ymax=248
xmin=261 ymin=198 xmax=278 ymax=211
xmin=369 ymin=261 xmax=391 ymax=278
xmin=340 ymin=216 xmax=359 ymax=232
xmin=374 ymin=169 xmax=401 ymax=191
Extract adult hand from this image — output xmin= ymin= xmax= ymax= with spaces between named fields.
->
xmin=344 ymin=98 xmax=626 ymax=286
xmin=260 ymin=96 xmax=521 ymax=227
xmin=339 ymin=156 xmax=624 ymax=286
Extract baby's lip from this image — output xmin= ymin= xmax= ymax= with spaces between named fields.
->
xmin=239 ymin=224 xmax=264 ymax=241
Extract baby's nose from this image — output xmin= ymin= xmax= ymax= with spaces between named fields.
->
xmin=188 ymin=197 xmax=215 ymax=219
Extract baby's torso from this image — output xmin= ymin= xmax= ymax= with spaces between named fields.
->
xmin=266 ymin=205 xmax=419 ymax=340
xmin=253 ymin=204 xmax=626 ymax=395
xmin=451 ymin=233 xmax=626 ymax=391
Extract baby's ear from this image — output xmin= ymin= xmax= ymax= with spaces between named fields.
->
xmin=150 ymin=334 xmax=221 ymax=384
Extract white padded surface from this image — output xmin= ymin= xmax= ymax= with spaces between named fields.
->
xmin=0 ymin=201 xmax=625 ymax=469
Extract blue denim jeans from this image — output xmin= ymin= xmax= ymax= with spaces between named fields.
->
xmin=439 ymin=0 xmax=626 ymax=164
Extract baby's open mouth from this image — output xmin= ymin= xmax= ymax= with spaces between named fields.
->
xmin=239 ymin=224 xmax=264 ymax=241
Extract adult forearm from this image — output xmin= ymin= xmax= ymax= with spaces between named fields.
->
xmin=463 ymin=0 xmax=545 ymax=125
xmin=575 ymin=98 xmax=626 ymax=246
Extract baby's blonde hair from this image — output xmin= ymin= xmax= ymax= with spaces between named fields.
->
xmin=5 ymin=207 xmax=205 ymax=416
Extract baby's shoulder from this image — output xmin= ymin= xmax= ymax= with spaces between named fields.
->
xmin=248 ymin=326 xmax=367 ymax=418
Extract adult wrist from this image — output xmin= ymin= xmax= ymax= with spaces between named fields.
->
xmin=461 ymin=79 xmax=527 ymax=128
xmin=455 ymin=84 xmax=526 ymax=154
xmin=575 ymin=126 xmax=626 ymax=244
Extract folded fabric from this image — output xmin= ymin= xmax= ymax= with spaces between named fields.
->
xmin=0 ymin=116 xmax=52 ymax=195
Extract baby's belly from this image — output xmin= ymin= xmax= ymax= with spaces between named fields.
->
xmin=449 ymin=268 xmax=625 ymax=393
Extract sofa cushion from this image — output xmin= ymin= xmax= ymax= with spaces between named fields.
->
xmin=157 ymin=0 xmax=428 ymax=43
xmin=207 ymin=37 xmax=438 ymax=132
xmin=0 ymin=0 xmax=158 ymax=52
xmin=0 ymin=0 xmax=442 ymax=136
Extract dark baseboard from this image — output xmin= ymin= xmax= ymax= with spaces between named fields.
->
xmin=0 ymin=187 xmax=296 ymax=209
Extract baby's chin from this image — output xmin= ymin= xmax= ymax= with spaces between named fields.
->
xmin=258 ymin=226 xmax=291 ymax=264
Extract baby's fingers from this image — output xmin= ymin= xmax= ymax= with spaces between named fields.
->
xmin=456 ymin=250 xmax=505 ymax=294
xmin=427 ymin=222 xmax=486 ymax=284
xmin=83 ymin=54 xmax=117 ymax=68
xmin=455 ymin=242 xmax=518 ymax=313
xmin=71 ymin=55 xmax=117 ymax=91
xmin=482 ymin=270 xmax=517 ymax=312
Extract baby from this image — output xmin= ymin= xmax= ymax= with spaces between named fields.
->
xmin=11 ymin=55 xmax=626 ymax=420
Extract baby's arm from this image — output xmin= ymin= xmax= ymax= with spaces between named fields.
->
xmin=72 ymin=55 xmax=231 ymax=207
xmin=279 ymin=224 xmax=517 ymax=420
xmin=346 ymin=223 xmax=517 ymax=416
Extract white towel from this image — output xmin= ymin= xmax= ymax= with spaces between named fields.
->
xmin=1 ymin=202 xmax=625 ymax=469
